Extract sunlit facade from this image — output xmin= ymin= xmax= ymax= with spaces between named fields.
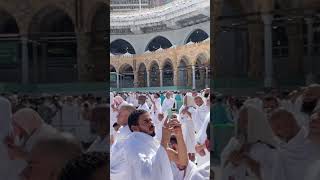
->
xmin=110 ymin=0 xmax=211 ymax=90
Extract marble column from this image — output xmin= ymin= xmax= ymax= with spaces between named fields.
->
xmin=21 ymin=36 xmax=29 ymax=84
xmin=32 ymin=41 xmax=38 ymax=83
xmin=262 ymin=14 xmax=273 ymax=88
xmin=160 ymin=69 xmax=163 ymax=87
xmin=305 ymin=17 xmax=314 ymax=85
xmin=192 ymin=65 xmax=196 ymax=89
xmin=116 ymin=72 xmax=120 ymax=88
xmin=41 ymin=42 xmax=48 ymax=82
xmin=147 ymin=70 xmax=150 ymax=87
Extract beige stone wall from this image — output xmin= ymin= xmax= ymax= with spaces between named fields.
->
xmin=111 ymin=42 xmax=210 ymax=87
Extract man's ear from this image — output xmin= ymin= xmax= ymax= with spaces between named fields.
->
xmin=131 ymin=125 xmax=139 ymax=132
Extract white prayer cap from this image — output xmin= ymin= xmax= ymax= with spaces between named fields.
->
xmin=186 ymin=92 xmax=192 ymax=96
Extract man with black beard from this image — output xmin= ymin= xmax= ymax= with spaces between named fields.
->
xmin=110 ymin=109 xmax=174 ymax=180
xmin=300 ymin=84 xmax=320 ymax=115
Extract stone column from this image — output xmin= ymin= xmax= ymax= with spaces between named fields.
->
xmin=160 ymin=69 xmax=163 ymax=87
xmin=248 ymin=22 xmax=264 ymax=79
xmin=21 ymin=36 xmax=29 ymax=84
xmin=262 ymin=14 xmax=273 ymax=88
xmin=305 ymin=17 xmax=314 ymax=85
xmin=77 ymin=32 xmax=91 ymax=81
xmin=133 ymin=70 xmax=139 ymax=88
xmin=173 ymin=68 xmax=178 ymax=86
xmin=116 ymin=72 xmax=120 ymax=88
xmin=32 ymin=41 xmax=38 ymax=83
xmin=192 ymin=65 xmax=196 ymax=89
xmin=147 ymin=70 xmax=150 ymax=87
xmin=41 ymin=41 xmax=47 ymax=82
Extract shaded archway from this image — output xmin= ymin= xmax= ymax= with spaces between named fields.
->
xmin=195 ymin=54 xmax=208 ymax=89
xmin=178 ymin=59 xmax=189 ymax=87
xmin=29 ymin=6 xmax=77 ymax=83
xmin=137 ymin=63 xmax=147 ymax=87
xmin=90 ymin=3 xmax=108 ymax=82
xmin=0 ymin=9 xmax=20 ymax=82
xmin=146 ymin=36 xmax=172 ymax=52
xmin=110 ymin=39 xmax=136 ymax=55
xmin=185 ymin=29 xmax=209 ymax=44
xmin=272 ymin=18 xmax=289 ymax=58
xmin=110 ymin=65 xmax=117 ymax=88
xmin=149 ymin=61 xmax=160 ymax=87
xmin=162 ymin=59 xmax=174 ymax=86
xmin=119 ymin=64 xmax=134 ymax=88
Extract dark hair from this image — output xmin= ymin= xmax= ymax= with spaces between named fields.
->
xmin=112 ymin=122 xmax=119 ymax=128
xmin=59 ymin=152 xmax=108 ymax=180
xmin=128 ymin=109 xmax=148 ymax=132
xmin=263 ymin=95 xmax=277 ymax=101
xmin=155 ymin=93 xmax=160 ymax=97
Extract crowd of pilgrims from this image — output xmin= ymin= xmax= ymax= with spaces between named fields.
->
xmin=0 ymin=93 xmax=108 ymax=180
xmin=110 ymin=89 xmax=212 ymax=180
xmin=214 ymin=84 xmax=320 ymax=180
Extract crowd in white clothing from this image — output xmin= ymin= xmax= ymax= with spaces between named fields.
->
xmin=110 ymin=89 xmax=212 ymax=180
xmin=0 ymin=94 xmax=108 ymax=180
xmin=218 ymin=84 xmax=320 ymax=180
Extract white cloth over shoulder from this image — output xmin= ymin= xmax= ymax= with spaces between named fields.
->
xmin=162 ymin=98 xmax=175 ymax=113
xmin=111 ymin=132 xmax=173 ymax=180
xmin=221 ymin=105 xmax=277 ymax=180
xmin=179 ymin=105 xmax=196 ymax=154
xmin=196 ymin=113 xmax=210 ymax=145
xmin=271 ymin=127 xmax=320 ymax=180
xmin=87 ymin=136 xmax=108 ymax=152
xmin=138 ymin=103 xmax=150 ymax=112
xmin=188 ymin=161 xmax=210 ymax=180
xmin=191 ymin=104 xmax=209 ymax=133
xmin=171 ymin=160 xmax=197 ymax=180
xmin=111 ymin=125 xmax=131 ymax=153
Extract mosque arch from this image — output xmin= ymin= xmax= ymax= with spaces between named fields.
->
xmin=28 ymin=5 xmax=77 ymax=83
xmin=162 ymin=59 xmax=174 ymax=86
xmin=110 ymin=39 xmax=136 ymax=55
xmin=149 ymin=61 xmax=160 ymax=87
xmin=0 ymin=9 xmax=20 ymax=82
xmin=145 ymin=36 xmax=173 ymax=52
xmin=185 ymin=29 xmax=209 ymax=44
xmin=119 ymin=63 xmax=134 ymax=88
xmin=137 ymin=63 xmax=147 ymax=87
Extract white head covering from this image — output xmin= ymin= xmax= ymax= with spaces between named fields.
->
xmin=235 ymin=104 xmax=277 ymax=147
xmin=13 ymin=108 xmax=44 ymax=135
xmin=247 ymin=105 xmax=277 ymax=147
xmin=243 ymin=98 xmax=263 ymax=111
xmin=183 ymin=94 xmax=195 ymax=107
